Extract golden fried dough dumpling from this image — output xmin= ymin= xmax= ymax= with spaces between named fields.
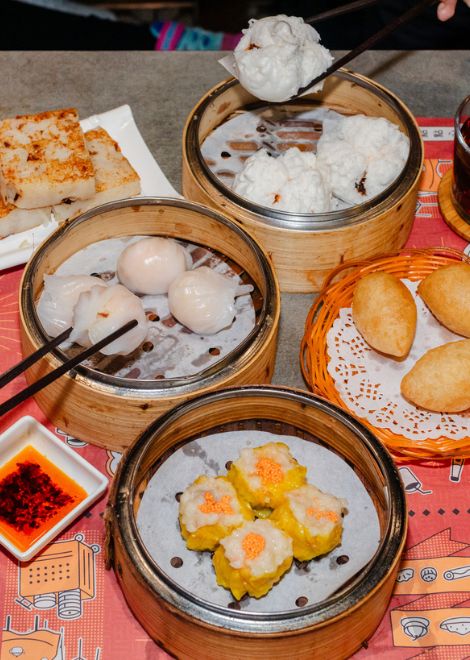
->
xmin=418 ymin=264 xmax=470 ymax=337
xmin=401 ymin=339 xmax=470 ymax=413
xmin=352 ymin=272 xmax=417 ymax=358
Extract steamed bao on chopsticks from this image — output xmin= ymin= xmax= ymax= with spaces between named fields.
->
xmin=36 ymin=236 xmax=253 ymax=357
xmin=178 ymin=442 xmax=348 ymax=600
xmin=351 ymin=264 xmax=470 ymax=413
xmin=0 ymin=108 xmax=141 ymax=238
xmin=222 ymin=15 xmax=410 ymax=215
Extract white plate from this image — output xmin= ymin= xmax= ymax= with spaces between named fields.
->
xmin=0 ymin=416 xmax=108 ymax=561
xmin=0 ymin=104 xmax=179 ymax=271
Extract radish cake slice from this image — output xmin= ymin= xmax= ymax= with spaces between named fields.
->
xmin=0 ymin=108 xmax=95 ymax=209
xmin=0 ymin=197 xmax=51 ymax=238
xmin=53 ymin=128 xmax=140 ymax=224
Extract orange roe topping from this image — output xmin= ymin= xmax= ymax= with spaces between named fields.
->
xmin=198 ymin=491 xmax=234 ymax=515
xmin=242 ymin=532 xmax=265 ymax=560
xmin=255 ymin=457 xmax=284 ymax=485
xmin=306 ymin=507 xmax=339 ymax=523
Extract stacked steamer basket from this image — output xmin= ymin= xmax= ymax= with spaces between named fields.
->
xmin=182 ymin=70 xmax=424 ymax=292
xmin=105 ymin=386 xmax=406 ymax=660
xmin=19 ymin=198 xmax=280 ymax=450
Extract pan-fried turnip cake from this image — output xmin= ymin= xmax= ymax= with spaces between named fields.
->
xmin=0 ymin=108 xmax=95 ymax=209
xmin=53 ymin=127 xmax=140 ymax=223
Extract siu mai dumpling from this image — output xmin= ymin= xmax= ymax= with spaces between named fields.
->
xmin=401 ymin=339 xmax=470 ymax=413
xmin=117 ymin=237 xmax=188 ymax=295
xmin=212 ymin=519 xmax=293 ymax=600
xmin=418 ymin=264 xmax=470 ymax=337
xmin=227 ymin=442 xmax=307 ymax=510
xmin=69 ymin=283 xmax=149 ymax=356
xmin=168 ymin=266 xmax=253 ymax=335
xmin=352 ymin=272 xmax=417 ymax=358
xmin=179 ymin=475 xmax=253 ymax=551
xmin=270 ymin=484 xmax=347 ymax=561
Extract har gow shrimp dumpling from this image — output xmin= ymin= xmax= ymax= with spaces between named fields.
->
xmin=37 ymin=274 xmax=107 ymax=337
xmin=70 ymin=283 xmax=149 ymax=356
xmin=168 ymin=266 xmax=252 ymax=335
xmin=418 ymin=264 xmax=470 ymax=337
xmin=352 ymin=272 xmax=417 ymax=358
xmin=117 ymin=237 xmax=187 ymax=295
xmin=401 ymin=339 xmax=470 ymax=413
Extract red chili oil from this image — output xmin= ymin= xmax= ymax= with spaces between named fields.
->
xmin=0 ymin=445 xmax=87 ymax=552
xmin=453 ymin=116 xmax=470 ymax=219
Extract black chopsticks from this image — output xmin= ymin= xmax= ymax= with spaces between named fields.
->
xmin=0 ymin=319 xmax=138 ymax=418
xmin=306 ymin=0 xmax=379 ymax=24
xmin=294 ymin=0 xmax=438 ymax=98
xmin=0 ymin=326 xmax=73 ymax=389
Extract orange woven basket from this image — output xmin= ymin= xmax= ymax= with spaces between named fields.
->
xmin=301 ymin=246 xmax=470 ymax=460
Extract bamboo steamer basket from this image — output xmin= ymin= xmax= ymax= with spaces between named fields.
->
xmin=182 ymin=71 xmax=424 ymax=292
xmin=105 ymin=385 xmax=406 ymax=660
xmin=19 ymin=198 xmax=280 ymax=451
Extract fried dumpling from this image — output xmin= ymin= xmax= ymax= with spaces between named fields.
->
xmin=418 ymin=264 xmax=470 ymax=337
xmin=401 ymin=339 xmax=470 ymax=412
xmin=352 ymin=272 xmax=417 ymax=358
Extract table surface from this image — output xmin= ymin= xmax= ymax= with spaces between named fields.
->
xmin=1 ymin=51 xmax=470 ymax=660
xmin=1 ymin=49 xmax=469 ymax=391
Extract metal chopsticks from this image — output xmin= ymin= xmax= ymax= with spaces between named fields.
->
xmin=0 ymin=319 xmax=138 ymax=417
xmin=294 ymin=0 xmax=438 ymax=98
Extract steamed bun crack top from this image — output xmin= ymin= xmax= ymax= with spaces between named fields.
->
xmin=233 ymin=147 xmax=332 ymax=213
xmin=227 ymin=442 xmax=307 ymax=509
xmin=233 ymin=15 xmax=333 ymax=102
xmin=212 ymin=518 xmax=293 ymax=600
xmin=179 ymin=476 xmax=253 ymax=551
xmin=230 ymin=115 xmax=409 ymax=214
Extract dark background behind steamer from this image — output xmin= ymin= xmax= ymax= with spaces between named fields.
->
xmin=1 ymin=0 xmax=469 ymax=50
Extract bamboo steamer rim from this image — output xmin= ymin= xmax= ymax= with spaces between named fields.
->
xmin=183 ymin=70 xmax=424 ymax=231
xmin=300 ymin=246 xmax=470 ymax=460
xmin=109 ymin=385 xmax=406 ymax=634
xmin=20 ymin=196 xmax=279 ymax=397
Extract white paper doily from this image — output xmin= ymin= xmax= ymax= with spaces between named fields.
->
xmin=327 ymin=279 xmax=470 ymax=441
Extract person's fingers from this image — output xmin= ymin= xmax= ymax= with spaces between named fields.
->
xmin=437 ymin=0 xmax=458 ymax=20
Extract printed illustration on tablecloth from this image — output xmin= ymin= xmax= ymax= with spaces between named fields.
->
xmin=391 ymin=528 xmax=470 ymax=652
xmin=55 ymin=428 xmax=88 ymax=449
xmin=15 ymin=533 xmax=99 ymax=619
xmin=2 ymin=532 xmax=104 ymax=660
xmin=105 ymin=451 xmax=121 ymax=477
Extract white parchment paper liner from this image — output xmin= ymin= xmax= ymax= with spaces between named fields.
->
xmin=39 ymin=236 xmax=255 ymax=380
xmin=136 ymin=430 xmax=380 ymax=614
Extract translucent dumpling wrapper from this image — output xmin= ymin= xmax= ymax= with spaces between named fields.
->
xmin=69 ymin=283 xmax=149 ymax=356
xmin=117 ymin=237 xmax=189 ymax=295
xmin=168 ymin=266 xmax=253 ymax=335
xmin=37 ymin=274 xmax=107 ymax=338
